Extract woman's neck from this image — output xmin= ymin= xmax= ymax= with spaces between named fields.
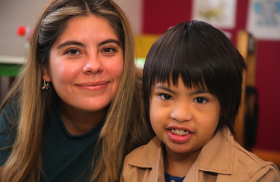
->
xmin=164 ymin=146 xmax=201 ymax=177
xmin=58 ymin=100 xmax=106 ymax=135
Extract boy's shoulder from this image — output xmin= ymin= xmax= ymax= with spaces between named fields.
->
xmin=199 ymin=129 xmax=280 ymax=181
xmin=230 ymin=141 xmax=280 ymax=181
xmin=233 ymin=141 xmax=268 ymax=167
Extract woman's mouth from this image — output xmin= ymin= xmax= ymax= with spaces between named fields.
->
xmin=75 ymin=81 xmax=109 ymax=91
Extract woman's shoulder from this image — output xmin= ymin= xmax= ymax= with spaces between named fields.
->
xmin=0 ymin=100 xmax=19 ymax=131
xmin=231 ymin=141 xmax=280 ymax=181
xmin=0 ymin=100 xmax=19 ymax=165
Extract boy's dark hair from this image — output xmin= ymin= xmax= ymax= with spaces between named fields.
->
xmin=143 ymin=20 xmax=246 ymax=134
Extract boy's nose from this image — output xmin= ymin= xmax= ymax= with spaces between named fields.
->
xmin=82 ymin=55 xmax=104 ymax=74
xmin=170 ymin=103 xmax=192 ymax=122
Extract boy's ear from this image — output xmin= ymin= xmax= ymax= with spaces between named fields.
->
xmin=42 ymin=65 xmax=51 ymax=82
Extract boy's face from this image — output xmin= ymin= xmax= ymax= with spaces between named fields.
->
xmin=149 ymin=77 xmax=220 ymax=157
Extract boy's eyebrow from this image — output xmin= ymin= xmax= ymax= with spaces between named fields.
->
xmin=189 ymin=90 xmax=210 ymax=96
xmin=57 ymin=41 xmax=86 ymax=49
xmin=155 ymin=85 xmax=211 ymax=95
xmin=154 ymin=85 xmax=176 ymax=94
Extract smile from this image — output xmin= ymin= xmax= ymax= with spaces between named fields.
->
xmin=77 ymin=81 xmax=108 ymax=86
xmin=171 ymin=129 xmax=189 ymax=136
xmin=75 ymin=81 xmax=109 ymax=90
xmin=167 ymin=129 xmax=192 ymax=144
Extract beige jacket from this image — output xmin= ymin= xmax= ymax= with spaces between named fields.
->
xmin=121 ymin=129 xmax=280 ymax=182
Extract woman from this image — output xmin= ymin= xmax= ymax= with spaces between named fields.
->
xmin=0 ymin=0 xmax=152 ymax=181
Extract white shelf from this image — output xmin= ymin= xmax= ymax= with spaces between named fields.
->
xmin=0 ymin=55 xmax=25 ymax=64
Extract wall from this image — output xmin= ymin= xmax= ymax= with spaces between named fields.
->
xmin=0 ymin=0 xmax=49 ymax=57
xmin=142 ymin=0 xmax=280 ymax=152
xmin=0 ymin=0 xmax=142 ymax=58
xmin=114 ymin=0 xmax=143 ymax=34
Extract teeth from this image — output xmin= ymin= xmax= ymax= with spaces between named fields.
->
xmin=171 ymin=129 xmax=189 ymax=136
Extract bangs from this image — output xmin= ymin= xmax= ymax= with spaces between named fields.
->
xmin=144 ymin=24 xmax=203 ymax=89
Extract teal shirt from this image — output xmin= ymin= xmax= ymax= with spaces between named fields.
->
xmin=0 ymin=102 xmax=103 ymax=182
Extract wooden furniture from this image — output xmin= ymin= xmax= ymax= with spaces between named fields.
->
xmin=234 ymin=30 xmax=258 ymax=148
xmin=134 ymin=34 xmax=160 ymax=59
xmin=234 ymin=31 xmax=280 ymax=167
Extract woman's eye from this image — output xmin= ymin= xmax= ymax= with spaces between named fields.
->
xmin=194 ymin=97 xmax=208 ymax=104
xmin=66 ymin=49 xmax=80 ymax=55
xmin=159 ymin=94 xmax=173 ymax=100
xmin=102 ymin=47 xmax=116 ymax=53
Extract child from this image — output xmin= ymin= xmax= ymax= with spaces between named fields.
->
xmin=121 ymin=20 xmax=280 ymax=182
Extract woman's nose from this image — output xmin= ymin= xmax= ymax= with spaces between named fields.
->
xmin=170 ymin=102 xmax=192 ymax=122
xmin=82 ymin=55 xmax=104 ymax=74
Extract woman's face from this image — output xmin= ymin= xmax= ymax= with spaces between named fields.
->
xmin=43 ymin=14 xmax=124 ymax=113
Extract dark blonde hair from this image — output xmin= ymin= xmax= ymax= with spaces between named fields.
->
xmin=1 ymin=0 xmax=152 ymax=181
xmin=143 ymin=20 xmax=246 ymax=135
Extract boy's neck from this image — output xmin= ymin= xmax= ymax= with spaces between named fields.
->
xmin=164 ymin=146 xmax=201 ymax=177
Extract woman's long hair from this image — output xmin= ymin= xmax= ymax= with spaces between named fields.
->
xmin=1 ymin=0 xmax=153 ymax=181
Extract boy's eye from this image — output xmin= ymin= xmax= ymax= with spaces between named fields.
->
xmin=159 ymin=94 xmax=173 ymax=100
xmin=194 ymin=97 xmax=208 ymax=104
xmin=65 ymin=49 xmax=81 ymax=55
xmin=102 ymin=47 xmax=116 ymax=53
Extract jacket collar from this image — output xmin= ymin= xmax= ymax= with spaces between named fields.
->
xmin=128 ymin=128 xmax=234 ymax=175
xmin=128 ymin=137 xmax=165 ymax=181
xmin=128 ymin=136 xmax=163 ymax=168
xmin=197 ymin=128 xmax=234 ymax=174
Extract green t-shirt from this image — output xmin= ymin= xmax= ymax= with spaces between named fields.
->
xmin=0 ymin=102 xmax=103 ymax=182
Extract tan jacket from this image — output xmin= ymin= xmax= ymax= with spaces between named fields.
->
xmin=121 ymin=129 xmax=280 ymax=182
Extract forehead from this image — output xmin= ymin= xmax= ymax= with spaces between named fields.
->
xmin=54 ymin=14 xmax=119 ymax=46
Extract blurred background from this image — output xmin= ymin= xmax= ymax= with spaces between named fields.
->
xmin=0 ymin=0 xmax=279 ymax=167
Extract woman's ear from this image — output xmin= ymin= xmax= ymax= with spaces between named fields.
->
xmin=42 ymin=66 xmax=51 ymax=82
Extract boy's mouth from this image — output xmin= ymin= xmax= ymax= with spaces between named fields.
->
xmin=171 ymin=129 xmax=189 ymax=136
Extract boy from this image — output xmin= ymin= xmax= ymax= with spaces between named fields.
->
xmin=121 ymin=20 xmax=280 ymax=182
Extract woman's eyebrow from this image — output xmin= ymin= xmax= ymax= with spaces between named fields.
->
xmin=56 ymin=39 xmax=120 ymax=50
xmin=98 ymin=39 xmax=121 ymax=47
xmin=57 ymin=41 xmax=85 ymax=49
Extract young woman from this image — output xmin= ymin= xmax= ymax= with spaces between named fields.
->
xmin=0 ymin=0 xmax=152 ymax=181
xmin=121 ymin=20 xmax=280 ymax=182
